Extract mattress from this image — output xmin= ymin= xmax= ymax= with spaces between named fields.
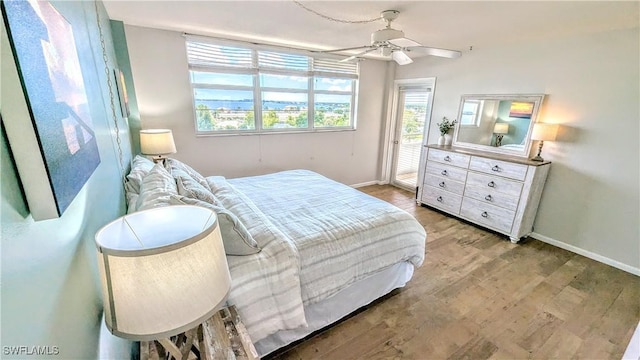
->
xmin=216 ymin=170 xmax=425 ymax=348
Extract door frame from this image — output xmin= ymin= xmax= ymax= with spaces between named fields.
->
xmin=381 ymin=77 xmax=436 ymax=195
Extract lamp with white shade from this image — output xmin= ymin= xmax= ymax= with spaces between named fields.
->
xmin=95 ymin=205 xmax=231 ymax=359
xmin=140 ymin=129 xmax=177 ymax=164
xmin=530 ymin=123 xmax=559 ymax=162
xmin=493 ymin=123 xmax=509 ymax=147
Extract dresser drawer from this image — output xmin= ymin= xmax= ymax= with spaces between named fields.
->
xmin=460 ymin=197 xmax=516 ymax=234
xmin=423 ymin=175 xmax=465 ymax=196
xmin=463 ymin=185 xmax=520 ymax=211
xmin=422 ymin=186 xmax=462 ymax=214
xmin=428 ymin=148 xmax=471 ymax=168
xmin=425 ymin=161 xmax=468 ymax=183
xmin=469 ymin=156 xmax=528 ymax=181
xmin=466 ymin=172 xmax=523 ymax=198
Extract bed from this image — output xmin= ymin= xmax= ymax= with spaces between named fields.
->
xmin=125 ymin=156 xmax=426 ymax=357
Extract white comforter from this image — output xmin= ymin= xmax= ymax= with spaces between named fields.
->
xmin=208 ymin=170 xmax=426 ymax=343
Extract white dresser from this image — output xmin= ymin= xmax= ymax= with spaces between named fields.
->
xmin=420 ymin=145 xmax=550 ymax=243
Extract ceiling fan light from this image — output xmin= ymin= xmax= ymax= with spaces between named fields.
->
xmin=392 ymin=50 xmax=413 ymax=65
xmin=371 ymin=28 xmax=405 ymax=44
xmin=381 ymin=47 xmax=392 ymax=57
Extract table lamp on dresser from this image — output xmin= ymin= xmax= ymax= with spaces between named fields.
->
xmin=95 ymin=205 xmax=231 ymax=359
xmin=530 ymin=123 xmax=559 ymax=162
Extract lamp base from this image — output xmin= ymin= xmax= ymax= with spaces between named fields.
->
xmin=141 ymin=305 xmax=257 ymax=360
xmin=530 ymin=140 xmax=545 ymax=162
xmin=151 ymin=155 xmax=168 ymax=165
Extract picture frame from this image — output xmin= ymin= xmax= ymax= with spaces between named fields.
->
xmin=2 ymin=0 xmax=101 ymax=220
xmin=113 ymin=69 xmax=130 ymax=118
xmin=509 ymin=101 xmax=535 ymax=119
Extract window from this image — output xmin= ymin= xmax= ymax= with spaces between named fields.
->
xmin=186 ymin=38 xmax=358 ymax=134
xmin=460 ymin=100 xmax=483 ymax=126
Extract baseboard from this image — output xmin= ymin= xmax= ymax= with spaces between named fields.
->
xmin=530 ymin=232 xmax=640 ymax=276
xmin=350 ymin=180 xmax=387 ymax=188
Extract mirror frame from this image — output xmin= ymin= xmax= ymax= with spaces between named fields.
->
xmin=452 ymin=94 xmax=546 ymax=157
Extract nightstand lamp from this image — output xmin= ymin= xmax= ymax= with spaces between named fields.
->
xmin=493 ymin=123 xmax=509 ymax=147
xmin=530 ymin=123 xmax=558 ymax=162
xmin=95 ymin=205 xmax=231 ymax=359
xmin=140 ymin=129 xmax=177 ymax=164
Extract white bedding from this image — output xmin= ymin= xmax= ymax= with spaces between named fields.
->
xmin=210 ymin=170 xmax=426 ymax=344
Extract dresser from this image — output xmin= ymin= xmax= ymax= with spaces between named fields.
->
xmin=420 ymin=145 xmax=550 ymax=243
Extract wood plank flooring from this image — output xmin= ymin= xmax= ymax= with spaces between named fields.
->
xmin=267 ymin=185 xmax=640 ymax=360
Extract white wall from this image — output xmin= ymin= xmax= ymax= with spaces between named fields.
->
xmin=124 ymin=25 xmax=388 ymax=186
xmin=396 ymin=28 xmax=640 ymax=272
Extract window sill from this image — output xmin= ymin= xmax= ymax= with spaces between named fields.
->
xmin=195 ymin=127 xmax=356 ymax=137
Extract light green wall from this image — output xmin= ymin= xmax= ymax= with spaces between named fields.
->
xmin=1 ymin=1 xmax=133 ymax=358
xmin=111 ymin=20 xmax=142 ymax=155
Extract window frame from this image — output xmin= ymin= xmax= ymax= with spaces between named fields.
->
xmin=186 ymin=37 xmax=358 ymax=136
xmin=459 ymin=99 xmax=483 ymax=127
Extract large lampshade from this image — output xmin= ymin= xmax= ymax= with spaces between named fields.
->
xmin=95 ymin=205 xmax=231 ymax=341
xmin=493 ymin=123 xmax=509 ymax=134
xmin=140 ymin=129 xmax=177 ymax=156
xmin=531 ymin=123 xmax=559 ymax=141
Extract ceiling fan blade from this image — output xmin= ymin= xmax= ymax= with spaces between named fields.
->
xmin=388 ymin=37 xmax=421 ymax=48
xmin=319 ymin=45 xmax=376 ymax=53
xmin=405 ymin=46 xmax=462 ymax=58
xmin=392 ymin=50 xmax=413 ymax=65
xmin=339 ymin=48 xmax=379 ymax=63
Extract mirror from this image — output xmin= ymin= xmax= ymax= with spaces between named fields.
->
xmin=452 ymin=94 xmax=545 ymax=157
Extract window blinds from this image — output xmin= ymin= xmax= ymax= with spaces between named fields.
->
xmin=185 ymin=37 xmax=357 ymax=78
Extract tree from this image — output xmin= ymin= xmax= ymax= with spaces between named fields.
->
xmin=314 ymin=110 xmax=326 ymax=127
xmin=295 ymin=112 xmax=308 ymax=127
xmin=263 ymin=110 xmax=278 ymax=128
xmin=402 ymin=109 xmax=423 ymax=143
xmin=241 ymin=111 xmax=255 ymax=130
xmin=196 ymin=104 xmax=213 ymax=131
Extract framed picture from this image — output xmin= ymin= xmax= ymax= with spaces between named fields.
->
xmin=114 ymin=69 xmax=130 ymax=118
xmin=2 ymin=0 xmax=101 ymax=220
xmin=509 ymin=101 xmax=535 ymax=119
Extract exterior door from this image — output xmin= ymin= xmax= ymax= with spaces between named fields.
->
xmin=390 ymin=86 xmax=433 ymax=192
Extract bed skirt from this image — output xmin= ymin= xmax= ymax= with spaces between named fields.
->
xmin=255 ymin=262 xmax=415 ymax=357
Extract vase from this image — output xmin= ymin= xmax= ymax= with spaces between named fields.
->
xmin=438 ymin=135 xmax=446 ymax=146
xmin=444 ymin=133 xmax=453 ymax=145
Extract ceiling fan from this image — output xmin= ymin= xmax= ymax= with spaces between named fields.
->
xmin=322 ymin=10 xmax=462 ymax=65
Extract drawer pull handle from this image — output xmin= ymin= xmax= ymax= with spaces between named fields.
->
xmin=485 ymin=195 xmax=493 ymax=201
xmin=437 ymin=196 xmax=443 ymax=203
xmin=439 ymin=181 xmax=446 ymax=188
xmin=441 ymin=170 xmax=448 ymax=176
xmin=444 ymin=156 xmax=452 ymax=162
xmin=492 ymin=165 xmax=501 ymax=172
xmin=487 ymin=181 xmax=495 ymax=188
xmin=481 ymin=211 xmax=488 ymax=218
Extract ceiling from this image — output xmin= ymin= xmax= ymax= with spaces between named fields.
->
xmin=104 ymin=1 xmax=639 ymax=61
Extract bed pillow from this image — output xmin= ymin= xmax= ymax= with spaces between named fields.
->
xmin=169 ymin=195 xmax=260 ymax=255
xmin=135 ymin=164 xmax=178 ymax=211
xmin=164 ymin=158 xmax=211 ymax=191
xmin=175 ymin=173 xmax=219 ymax=205
xmin=206 ymin=176 xmax=278 ymax=249
xmin=126 ymin=193 xmax=139 ymax=214
xmin=125 ymin=155 xmax=155 ymax=194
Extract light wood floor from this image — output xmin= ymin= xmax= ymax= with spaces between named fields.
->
xmin=268 ymin=185 xmax=640 ymax=360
